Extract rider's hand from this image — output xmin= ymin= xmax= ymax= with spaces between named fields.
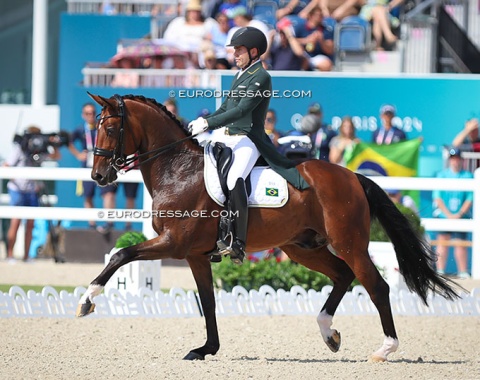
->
xmin=188 ymin=117 xmax=209 ymax=135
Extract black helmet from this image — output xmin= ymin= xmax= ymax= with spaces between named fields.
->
xmin=227 ymin=26 xmax=268 ymax=56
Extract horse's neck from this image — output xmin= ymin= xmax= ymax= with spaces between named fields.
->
xmin=139 ymin=137 xmax=204 ymax=198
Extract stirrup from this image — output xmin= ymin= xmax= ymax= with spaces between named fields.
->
xmin=216 ymin=232 xmax=234 ymax=256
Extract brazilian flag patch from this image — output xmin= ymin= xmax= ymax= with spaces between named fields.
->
xmin=265 ymin=188 xmax=279 ymax=197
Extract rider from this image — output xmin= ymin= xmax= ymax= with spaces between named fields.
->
xmin=188 ymin=26 xmax=310 ymax=264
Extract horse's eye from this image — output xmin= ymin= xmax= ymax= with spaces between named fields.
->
xmin=106 ymin=127 xmax=115 ymax=137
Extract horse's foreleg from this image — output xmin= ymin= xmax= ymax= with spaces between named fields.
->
xmin=183 ymin=255 xmax=220 ymax=360
xmin=281 ymin=245 xmax=355 ymax=353
xmin=76 ymin=237 xmax=171 ymax=317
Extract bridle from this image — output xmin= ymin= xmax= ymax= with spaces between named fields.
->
xmin=93 ymin=94 xmax=195 ymax=173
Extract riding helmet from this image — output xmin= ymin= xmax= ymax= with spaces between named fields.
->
xmin=227 ymin=26 xmax=268 ymax=56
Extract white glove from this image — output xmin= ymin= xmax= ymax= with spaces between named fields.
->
xmin=188 ymin=117 xmax=208 ymax=135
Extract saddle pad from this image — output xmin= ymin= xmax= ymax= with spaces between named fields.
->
xmin=204 ymin=143 xmax=289 ymax=208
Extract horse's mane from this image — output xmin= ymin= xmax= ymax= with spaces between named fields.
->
xmin=121 ymin=94 xmax=198 ymax=145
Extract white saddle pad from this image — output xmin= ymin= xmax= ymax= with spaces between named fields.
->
xmin=204 ymin=143 xmax=289 ymax=208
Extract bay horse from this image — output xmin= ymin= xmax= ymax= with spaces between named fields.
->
xmin=77 ymin=93 xmax=461 ymax=362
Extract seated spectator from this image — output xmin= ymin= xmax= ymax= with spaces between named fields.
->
xmin=163 ymin=0 xmax=217 ymax=62
xmin=110 ymin=57 xmax=139 ymax=88
xmin=359 ymin=0 xmax=404 ymax=50
xmin=266 ymin=19 xmax=308 ymax=71
xmin=386 ymin=189 xmax=419 ymax=215
xmin=329 ymin=116 xmax=360 ymax=166
xmin=276 ymin=0 xmax=311 ymax=20
xmin=297 ymin=0 xmax=361 ymax=20
xmin=203 ymin=12 xmax=232 ymax=69
xmin=372 ymin=104 xmax=406 ymax=144
xmin=219 ymin=0 xmax=246 ymax=28
xmin=291 ymin=7 xmax=334 ymax=71
xmin=203 ymin=49 xmax=219 ymax=69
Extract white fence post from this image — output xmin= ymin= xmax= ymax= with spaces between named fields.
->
xmin=472 ymin=168 xmax=480 ymax=279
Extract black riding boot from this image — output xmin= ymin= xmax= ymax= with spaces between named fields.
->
xmin=216 ymin=178 xmax=248 ymax=264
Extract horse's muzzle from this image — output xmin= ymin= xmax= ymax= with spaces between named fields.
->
xmin=91 ymin=169 xmax=117 ymax=186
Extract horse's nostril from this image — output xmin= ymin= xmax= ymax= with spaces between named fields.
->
xmin=92 ymin=172 xmax=102 ymax=181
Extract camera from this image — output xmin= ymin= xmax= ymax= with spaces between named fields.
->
xmin=13 ymin=131 xmax=70 ymax=161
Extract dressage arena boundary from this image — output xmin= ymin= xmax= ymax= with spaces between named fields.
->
xmin=0 ymin=284 xmax=479 ymax=318
xmin=0 ymin=166 xmax=479 ymax=279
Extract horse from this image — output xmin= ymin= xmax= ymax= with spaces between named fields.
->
xmin=76 ymin=93 xmax=461 ymax=362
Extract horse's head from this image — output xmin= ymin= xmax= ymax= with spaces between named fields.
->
xmin=88 ymin=93 xmax=140 ymax=186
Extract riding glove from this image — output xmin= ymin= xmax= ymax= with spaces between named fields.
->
xmin=188 ymin=117 xmax=209 ymax=135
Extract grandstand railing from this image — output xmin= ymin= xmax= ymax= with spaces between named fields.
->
xmin=82 ymin=68 xmax=225 ymax=88
xmin=66 ymin=0 xmax=179 ymax=15
xmin=0 ymin=167 xmax=479 ymax=278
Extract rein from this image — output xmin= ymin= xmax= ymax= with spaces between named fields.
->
xmin=93 ymin=94 xmax=196 ymax=173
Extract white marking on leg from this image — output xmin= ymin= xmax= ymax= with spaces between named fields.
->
xmin=317 ymin=310 xmax=334 ymax=343
xmin=372 ymin=336 xmax=399 ymax=361
xmin=79 ymin=284 xmax=104 ymax=304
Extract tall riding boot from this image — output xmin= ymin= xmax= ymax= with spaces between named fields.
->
xmin=228 ymin=178 xmax=248 ymax=264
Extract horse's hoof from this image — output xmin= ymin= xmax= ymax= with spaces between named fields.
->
xmin=368 ymin=355 xmax=387 ymax=363
xmin=76 ymin=301 xmax=96 ymax=317
xmin=183 ymin=351 xmax=205 ymax=360
xmin=326 ymin=330 xmax=341 ymax=352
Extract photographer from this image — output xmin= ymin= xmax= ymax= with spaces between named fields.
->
xmin=4 ymin=125 xmax=61 ymax=262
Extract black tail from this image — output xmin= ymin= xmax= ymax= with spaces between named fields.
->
xmin=356 ymin=173 xmax=463 ymax=305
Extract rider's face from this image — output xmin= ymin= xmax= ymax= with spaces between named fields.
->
xmin=234 ymin=46 xmax=254 ymax=69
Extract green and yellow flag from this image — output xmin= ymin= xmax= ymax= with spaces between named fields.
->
xmin=346 ymin=138 xmax=422 ymax=177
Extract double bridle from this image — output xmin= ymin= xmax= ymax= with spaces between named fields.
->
xmin=93 ymin=94 xmax=195 ymax=173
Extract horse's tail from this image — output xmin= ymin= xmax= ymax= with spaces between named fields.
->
xmin=355 ymin=173 xmax=462 ymax=305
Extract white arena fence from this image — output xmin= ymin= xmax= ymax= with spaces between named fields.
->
xmin=0 ymin=285 xmax=479 ymax=318
xmin=0 ymin=166 xmax=479 ymax=276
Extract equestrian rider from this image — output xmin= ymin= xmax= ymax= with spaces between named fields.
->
xmin=188 ymin=26 xmax=310 ymax=264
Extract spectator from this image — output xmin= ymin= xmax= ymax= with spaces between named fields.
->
xmin=164 ymin=98 xmax=189 ymax=128
xmin=219 ymin=0 xmax=246 ymax=28
xmin=264 ymin=109 xmax=282 ymax=147
xmin=302 ymin=102 xmax=337 ymax=161
xmin=359 ymin=0 xmax=403 ymax=50
xmin=4 ymin=125 xmax=61 ymax=262
xmin=276 ymin=0 xmax=310 ymax=20
xmin=432 ymin=147 xmax=473 ymax=279
xmin=203 ymin=12 xmax=232 ymax=69
xmin=110 ymin=57 xmax=139 ymax=88
xmin=297 ymin=0 xmax=361 ymax=20
xmin=386 ymin=189 xmax=419 ymax=215
xmin=163 ymin=0 xmax=217 ymax=65
xmin=292 ymin=6 xmax=334 ymax=71
xmin=203 ymin=49 xmax=219 ymax=69
xmin=329 ymin=116 xmax=359 ymax=166
xmin=68 ymin=103 xmax=117 ymax=233
xmin=452 ymin=118 xmax=480 ymax=149
xmin=372 ymin=104 xmax=406 ymax=144
xmin=267 ymin=19 xmax=308 ymax=71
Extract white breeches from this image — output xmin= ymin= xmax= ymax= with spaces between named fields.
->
xmin=212 ymin=133 xmax=260 ymax=190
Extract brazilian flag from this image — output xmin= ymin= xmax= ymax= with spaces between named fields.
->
xmin=346 ymin=138 xmax=422 ymax=177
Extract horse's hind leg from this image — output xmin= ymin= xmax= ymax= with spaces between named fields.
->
xmin=347 ymin=252 xmax=399 ymax=362
xmin=282 ymin=245 xmax=355 ymax=353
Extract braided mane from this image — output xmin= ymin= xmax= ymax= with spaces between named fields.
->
xmin=121 ymin=94 xmax=193 ymax=137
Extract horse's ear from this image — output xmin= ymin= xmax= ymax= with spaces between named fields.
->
xmin=87 ymin=92 xmax=114 ymax=108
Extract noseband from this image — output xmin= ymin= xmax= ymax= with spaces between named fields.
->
xmin=93 ymin=94 xmax=195 ymax=174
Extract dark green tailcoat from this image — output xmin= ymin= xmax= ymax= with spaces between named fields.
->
xmin=205 ymin=61 xmax=309 ymax=190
